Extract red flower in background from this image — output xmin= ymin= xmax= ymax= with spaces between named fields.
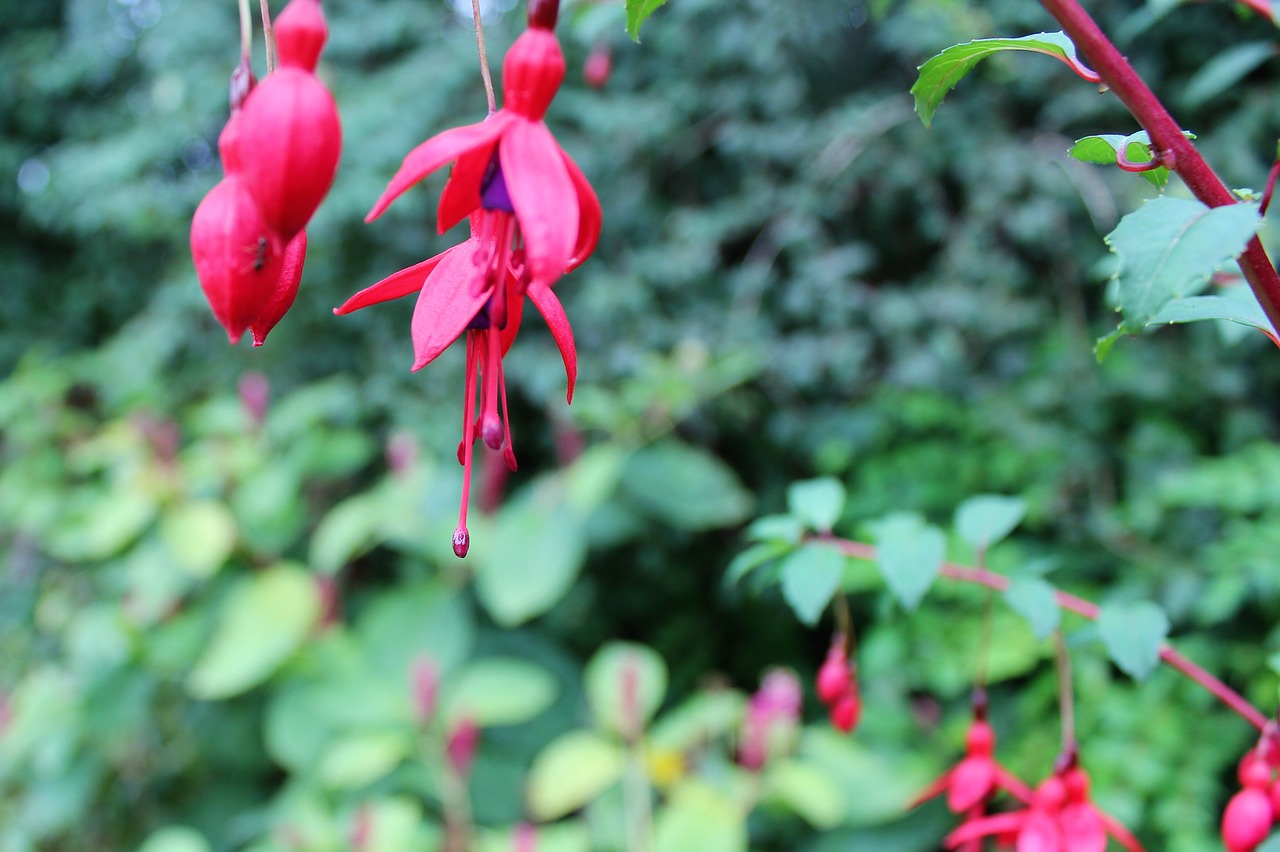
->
xmin=1222 ymin=753 xmax=1275 ymax=852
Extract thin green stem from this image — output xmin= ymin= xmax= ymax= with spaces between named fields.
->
xmin=816 ymin=536 xmax=1269 ymax=731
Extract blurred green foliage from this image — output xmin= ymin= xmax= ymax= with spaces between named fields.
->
xmin=5 ymin=0 xmax=1280 ymax=849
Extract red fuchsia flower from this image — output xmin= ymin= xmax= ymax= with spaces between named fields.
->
xmin=739 ymin=668 xmax=802 ymax=770
xmin=910 ymin=698 xmax=1033 ymax=817
xmin=1223 ymin=752 xmax=1275 ymax=852
xmin=815 ymin=634 xmax=862 ymax=733
xmin=363 ymin=0 xmax=601 ymax=294
xmin=238 ymin=0 xmax=342 ymax=242
xmin=944 ymin=754 xmax=1143 ymax=852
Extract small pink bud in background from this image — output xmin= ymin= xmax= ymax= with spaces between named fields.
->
xmin=480 ymin=445 xmax=511 ymax=515
xmin=350 ymin=804 xmax=372 ymax=851
xmin=815 ymin=644 xmax=851 ymax=705
xmin=315 ymin=575 xmax=340 ymax=627
xmin=1223 ymin=788 xmax=1272 ymax=852
xmin=446 ymin=717 xmax=480 ymax=777
xmin=1240 ymin=753 xmax=1273 ymax=789
xmin=514 ymin=822 xmax=537 ymax=852
xmin=385 ymin=430 xmax=418 ymax=476
xmin=829 ymin=690 xmax=861 ymax=733
xmin=239 ymin=371 xmax=270 ymax=427
xmin=619 ymin=657 xmax=641 ymax=741
xmin=739 ymin=668 xmax=801 ymax=770
xmin=583 ymin=45 xmax=611 ymax=89
xmin=411 ymin=658 xmax=439 ymax=725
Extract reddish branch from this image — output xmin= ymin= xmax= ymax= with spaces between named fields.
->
xmin=822 ymin=537 xmax=1269 ymax=731
xmin=1038 ymin=0 xmax=1280 ymax=336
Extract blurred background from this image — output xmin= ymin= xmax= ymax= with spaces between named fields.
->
xmin=4 ymin=0 xmax=1280 ymax=849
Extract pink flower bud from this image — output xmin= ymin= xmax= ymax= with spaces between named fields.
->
xmin=815 ymin=645 xmax=851 ymax=706
xmin=583 ymin=45 xmax=611 ymax=89
xmin=829 ymin=691 xmax=861 ymax=733
xmin=275 ymin=0 xmax=327 ymax=72
xmin=238 ymin=371 xmax=270 ymax=426
xmin=503 ymin=28 xmax=565 ymax=121
xmin=514 ymin=822 xmax=537 ymax=852
xmin=446 ymin=717 xmax=480 ymax=777
xmin=1223 ymin=788 xmax=1273 ymax=852
xmin=411 ymin=657 xmax=439 ymax=725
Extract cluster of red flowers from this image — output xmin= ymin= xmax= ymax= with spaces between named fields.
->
xmin=1223 ymin=747 xmax=1280 ymax=852
xmin=336 ymin=0 xmax=599 ymax=557
xmin=190 ymin=0 xmax=340 ymax=345
xmin=815 ymin=634 xmax=861 ymax=733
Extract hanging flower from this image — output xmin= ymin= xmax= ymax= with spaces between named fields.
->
xmin=363 ymin=0 xmax=601 ymax=292
xmin=1222 ymin=753 xmax=1275 ymax=852
xmin=910 ymin=710 xmax=1033 ymax=815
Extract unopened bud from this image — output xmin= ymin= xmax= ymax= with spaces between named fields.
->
xmin=829 ymin=690 xmax=861 ymax=733
xmin=583 ymin=45 xmax=611 ymax=89
xmin=239 ymin=371 xmax=270 ymax=427
xmin=411 ymin=657 xmax=439 ymax=725
xmin=446 ymin=717 xmax=480 ymax=777
xmin=1223 ymin=788 xmax=1273 ymax=852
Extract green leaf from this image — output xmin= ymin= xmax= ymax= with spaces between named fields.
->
xmin=779 ymin=544 xmax=845 ymax=625
xmin=527 ymin=730 xmax=626 ymax=820
xmin=954 ymin=494 xmax=1025 ymax=551
xmin=160 ymin=500 xmax=237 ymax=579
xmin=725 ymin=540 xmax=792 ymax=585
xmin=585 ymin=642 xmax=667 ymax=736
xmin=1105 ymin=197 xmax=1261 ymax=328
xmin=912 ymin=32 xmax=1093 ymax=126
xmin=310 ymin=493 xmax=385 ymax=576
xmin=1067 ymin=131 xmax=1188 ymax=189
xmin=653 ymin=780 xmax=747 ymax=852
xmin=137 ymin=826 xmax=212 ymax=852
xmin=765 ymin=761 xmax=845 ymax=828
xmin=870 ymin=513 xmax=945 ymax=610
xmin=1184 ymin=42 xmax=1276 ymax=108
xmin=622 ymin=440 xmax=753 ymax=530
xmin=1003 ymin=576 xmax=1060 ymax=640
xmin=746 ymin=514 xmax=805 ymax=545
xmin=443 ymin=658 xmax=557 ymax=728
xmin=475 ymin=493 xmax=587 ymax=627
xmin=187 ymin=563 xmax=321 ymax=700
xmin=625 ymin=0 xmax=669 ymax=41
xmin=786 ymin=477 xmax=846 ymax=532
xmin=1097 ymin=601 xmax=1170 ymax=681
xmin=316 ymin=731 xmax=412 ymax=790
xmin=1148 ymin=292 xmax=1278 ymax=342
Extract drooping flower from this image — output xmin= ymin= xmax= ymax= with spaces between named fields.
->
xmin=815 ymin=634 xmax=861 ymax=733
xmin=364 ymin=0 xmax=600 ymax=292
xmin=237 ymin=0 xmax=342 ymax=241
xmin=1223 ymin=752 xmax=1275 ymax=852
xmin=910 ymin=704 xmax=1033 ymax=815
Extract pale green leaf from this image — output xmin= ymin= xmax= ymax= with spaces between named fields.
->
xmin=870 ymin=513 xmax=945 ymax=610
xmin=653 ymin=780 xmax=747 ymax=852
xmin=475 ymin=495 xmax=587 ymax=627
xmin=443 ymin=658 xmax=557 ymax=728
xmin=187 ymin=563 xmax=321 ymax=700
xmin=765 ymin=761 xmax=845 ymax=828
xmin=1097 ymin=601 xmax=1169 ymax=681
xmin=1003 ymin=575 xmax=1060 ymax=640
xmin=725 ymin=540 xmax=792 ymax=585
xmin=137 ymin=826 xmax=212 ymax=852
xmin=527 ymin=731 xmax=626 ymax=820
xmin=585 ymin=642 xmax=667 ymax=736
xmin=780 ymin=544 xmax=845 ymax=625
xmin=626 ymin=0 xmax=669 ymax=41
xmin=913 ymin=32 xmax=1093 ymax=126
xmin=160 ymin=500 xmax=237 ymax=579
xmin=316 ymin=731 xmax=412 ymax=789
xmin=954 ymin=494 xmax=1026 ymax=550
xmin=786 ymin=477 xmax=846 ymax=532
xmin=622 ymin=441 xmax=753 ymax=530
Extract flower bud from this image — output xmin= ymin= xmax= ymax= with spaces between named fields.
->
xmin=411 ymin=657 xmax=439 ymax=725
xmin=446 ymin=717 xmax=480 ymax=777
xmin=583 ymin=45 xmax=611 ymax=89
xmin=829 ymin=691 xmax=861 ymax=733
xmin=1223 ymin=788 xmax=1272 ymax=852
xmin=190 ymin=176 xmax=284 ymax=343
xmin=503 ymin=28 xmax=565 ymax=121
xmin=275 ymin=0 xmax=327 ymax=72
xmin=815 ymin=641 xmax=851 ymax=705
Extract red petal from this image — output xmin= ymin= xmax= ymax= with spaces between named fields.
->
xmin=251 ymin=229 xmax=308 ymax=346
xmin=528 ymin=284 xmax=577 ymax=404
xmin=945 ymin=813 xmax=1025 ymax=849
xmin=1018 ymin=812 xmax=1063 ymax=852
xmin=498 ymin=272 xmax=526 ymax=357
xmin=949 ymin=757 xmax=996 ymax=813
xmin=410 ymin=243 xmax=489 ymax=371
xmin=561 ymin=149 xmax=601 ymax=272
xmin=995 ymin=763 xmax=1037 ymax=804
xmin=334 ymin=251 xmax=447 ymax=315
xmin=1058 ymin=804 xmax=1105 ymax=852
xmin=906 ymin=770 xmax=953 ymax=810
xmin=438 ymin=145 xmax=497 ymax=235
xmin=366 ymin=114 xmax=514 ymax=223
xmin=500 ymin=120 xmax=576 ymax=288
xmin=1098 ymin=811 xmax=1145 ymax=852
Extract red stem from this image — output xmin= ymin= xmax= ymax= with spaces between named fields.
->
xmin=822 ymin=537 xmax=1268 ymax=731
xmin=1038 ymin=0 xmax=1280 ymax=336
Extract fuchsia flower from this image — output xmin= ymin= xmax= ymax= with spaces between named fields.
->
xmin=910 ymin=702 xmax=1033 ymax=816
xmin=1222 ymin=752 xmax=1275 ymax=852
xmin=815 ymin=634 xmax=861 ymax=733
xmin=339 ymin=0 xmax=599 ymax=558
xmin=944 ymin=753 xmax=1143 ymax=852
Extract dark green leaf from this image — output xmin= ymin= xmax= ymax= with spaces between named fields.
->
xmin=622 ymin=440 xmax=753 ymax=531
xmin=1148 ymin=292 xmax=1278 ymax=342
xmin=1097 ymin=601 xmax=1169 ymax=680
xmin=475 ymin=493 xmax=587 ymax=627
xmin=1184 ymin=42 xmax=1276 ymax=108
xmin=913 ymin=33 xmax=1093 ymax=126
xmin=725 ymin=540 xmax=793 ymax=585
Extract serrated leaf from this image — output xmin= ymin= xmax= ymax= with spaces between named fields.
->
xmin=443 ymin=658 xmax=557 ymax=728
xmin=1068 ymin=131 xmax=1182 ymax=189
xmin=870 ymin=513 xmax=945 ymax=610
xmin=1097 ymin=601 xmax=1169 ymax=680
xmin=1148 ymin=292 xmax=1279 ymax=343
xmin=1106 ymin=198 xmax=1261 ymax=327
xmin=912 ymin=32 xmax=1093 ymax=126
xmin=954 ymin=495 xmax=1026 ymax=551
xmin=585 ymin=642 xmax=667 ymax=736
xmin=1003 ymin=576 xmax=1061 ymax=640
xmin=187 ymin=563 xmax=321 ymax=700
xmin=786 ymin=478 xmax=846 ymax=532
xmin=779 ymin=544 xmax=845 ymax=625
xmin=625 ymin=0 xmax=669 ymax=41
xmin=528 ymin=730 xmax=626 ymax=820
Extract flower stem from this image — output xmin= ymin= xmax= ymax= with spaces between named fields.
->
xmin=471 ymin=0 xmax=497 ymax=115
xmin=1037 ymin=0 xmax=1280 ymax=336
xmin=237 ymin=0 xmax=252 ymax=61
xmin=816 ymin=536 xmax=1269 ymax=731
xmin=1053 ymin=630 xmax=1075 ymax=754
xmin=259 ymin=0 xmax=275 ymax=74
